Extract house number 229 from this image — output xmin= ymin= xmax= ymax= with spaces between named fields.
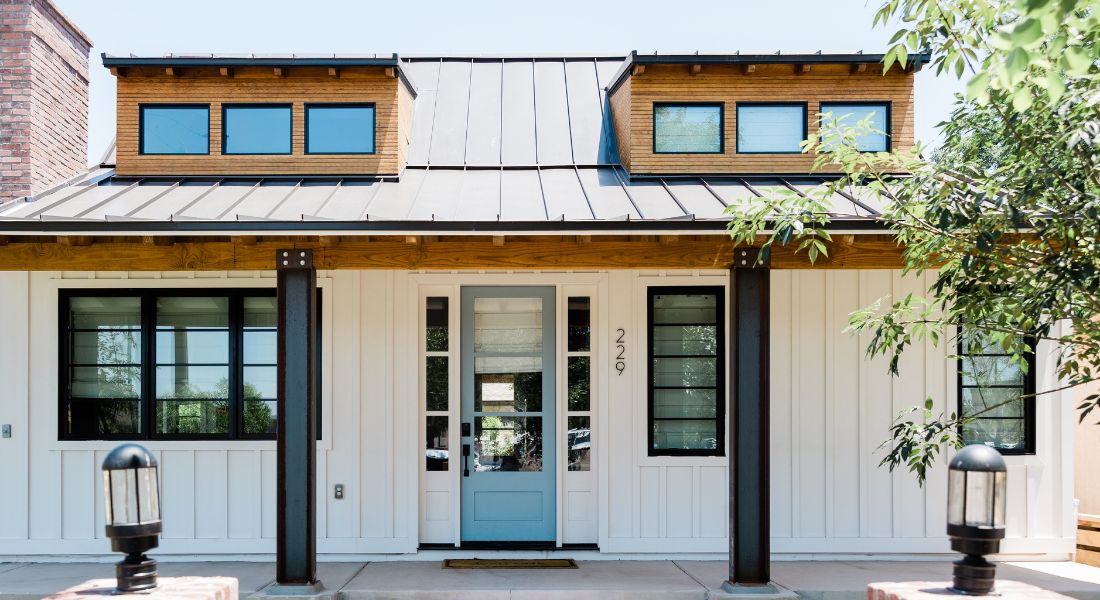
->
xmin=615 ymin=328 xmax=626 ymax=375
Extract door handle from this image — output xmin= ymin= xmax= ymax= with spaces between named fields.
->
xmin=462 ymin=443 xmax=471 ymax=477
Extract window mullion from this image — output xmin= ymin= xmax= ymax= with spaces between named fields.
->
xmin=228 ymin=292 xmax=242 ymax=440
xmin=141 ymin=292 xmax=155 ymax=440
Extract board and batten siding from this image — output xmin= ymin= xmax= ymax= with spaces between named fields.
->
xmin=0 ymin=268 xmax=1075 ymax=558
xmin=609 ymin=63 xmax=915 ymax=175
xmin=114 ymin=70 xmax=405 ymax=177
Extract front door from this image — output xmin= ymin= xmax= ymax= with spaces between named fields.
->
xmin=460 ymin=286 xmax=556 ymax=542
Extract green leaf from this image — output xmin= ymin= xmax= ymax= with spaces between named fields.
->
xmin=1010 ymin=18 xmax=1044 ymax=47
xmin=1004 ymin=48 xmax=1030 ymax=84
xmin=897 ymin=44 xmax=909 ymax=69
xmin=1042 ymin=75 xmax=1066 ymax=103
xmin=1012 ymin=87 xmax=1034 ymax=112
xmin=1062 ymin=47 xmax=1092 ymax=75
xmin=966 ymin=70 xmax=991 ymax=101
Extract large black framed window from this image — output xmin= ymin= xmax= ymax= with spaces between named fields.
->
xmin=647 ymin=286 xmax=725 ymax=456
xmin=305 ymin=103 xmax=376 ymax=154
xmin=222 ymin=104 xmax=292 ymax=155
xmin=735 ymin=102 xmax=807 ymax=154
xmin=957 ymin=328 xmax=1036 ymax=455
xmin=818 ymin=101 xmax=891 ymax=152
xmin=139 ymin=104 xmax=210 ymax=155
xmin=653 ymin=103 xmax=724 ymax=154
xmin=60 ymin=289 xmax=321 ymax=441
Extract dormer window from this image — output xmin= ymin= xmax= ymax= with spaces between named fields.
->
xmin=140 ymin=105 xmax=209 ymax=155
xmin=653 ymin=103 xmax=723 ymax=154
xmin=222 ymin=104 xmax=292 ymax=155
xmin=735 ymin=103 xmax=807 ymax=154
xmin=305 ymin=104 xmax=376 ymax=154
xmin=819 ymin=102 xmax=890 ymax=152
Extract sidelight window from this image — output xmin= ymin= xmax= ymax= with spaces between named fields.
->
xmin=958 ymin=327 xmax=1036 ymax=454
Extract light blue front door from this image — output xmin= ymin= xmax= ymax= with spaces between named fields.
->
xmin=460 ymin=286 xmax=556 ymax=542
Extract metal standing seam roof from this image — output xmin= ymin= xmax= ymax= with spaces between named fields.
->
xmin=0 ymin=53 xmax=897 ymax=234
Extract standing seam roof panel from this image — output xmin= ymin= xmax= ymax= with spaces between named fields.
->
xmin=576 ymin=168 xmax=639 ymax=219
xmin=405 ymin=60 xmax=441 ymax=166
xmin=455 ymin=169 xmax=502 ymax=221
xmin=266 ymin=182 xmax=341 ymax=220
xmin=533 ymin=61 xmax=574 ymax=165
xmin=312 ymin=181 xmax=379 ymax=221
xmin=625 ymin=180 xmax=686 ymax=220
xmin=464 ymin=61 xmax=504 ymax=166
xmin=500 ymin=61 xmax=537 ymax=165
xmin=428 ymin=61 xmax=473 ymax=165
xmin=498 ymin=170 xmax=546 ymax=220
xmin=564 ymin=61 xmax=604 ymax=165
xmin=664 ymin=181 xmax=729 ymax=219
xmin=407 ymin=169 xmax=466 ymax=219
xmin=539 ymin=169 xmax=591 ymax=220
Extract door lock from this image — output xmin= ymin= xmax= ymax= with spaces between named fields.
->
xmin=461 ymin=422 xmax=471 ymax=437
xmin=462 ymin=443 xmax=471 ymax=477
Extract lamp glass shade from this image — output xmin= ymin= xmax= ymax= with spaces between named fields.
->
xmin=963 ymin=470 xmax=994 ymax=526
xmin=993 ymin=471 xmax=1007 ymax=528
xmin=947 ymin=469 xmax=966 ymax=525
xmin=104 ymin=466 xmax=160 ymax=526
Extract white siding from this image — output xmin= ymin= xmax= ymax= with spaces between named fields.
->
xmin=0 ymin=268 xmax=1075 ymax=558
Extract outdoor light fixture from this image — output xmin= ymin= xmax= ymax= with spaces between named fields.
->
xmin=947 ymin=444 xmax=1007 ymax=595
xmin=102 ymin=443 xmax=162 ymax=592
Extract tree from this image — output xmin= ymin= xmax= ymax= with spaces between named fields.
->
xmin=726 ymin=0 xmax=1100 ymax=484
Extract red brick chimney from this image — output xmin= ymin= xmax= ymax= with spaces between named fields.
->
xmin=0 ymin=0 xmax=92 ymax=203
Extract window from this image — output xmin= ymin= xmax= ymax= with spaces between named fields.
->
xmin=648 ymin=287 xmax=724 ymax=456
xmin=735 ymin=103 xmax=807 ymax=153
xmin=566 ymin=297 xmax=592 ymax=471
xmin=140 ymin=105 xmax=209 ymax=155
xmin=424 ymin=296 xmax=450 ymax=471
xmin=222 ymin=105 xmax=292 ymax=155
xmin=819 ymin=102 xmax=890 ymax=152
xmin=306 ymin=104 xmax=376 ymax=154
xmin=60 ymin=289 xmax=321 ymax=440
xmin=653 ymin=103 xmax=723 ymax=153
xmin=958 ymin=328 xmax=1036 ymax=454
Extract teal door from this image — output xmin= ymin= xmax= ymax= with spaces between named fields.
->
xmin=460 ymin=286 xmax=556 ymax=542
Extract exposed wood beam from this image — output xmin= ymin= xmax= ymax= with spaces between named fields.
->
xmin=328 ymin=67 xmax=339 ymax=78
xmin=108 ymin=66 xmax=125 ymax=77
xmin=659 ymin=235 xmax=679 ymax=246
xmin=421 ymin=235 xmax=438 ymax=243
xmin=0 ymin=235 xmax=8 ymax=247
xmin=690 ymin=64 xmax=702 ymax=75
xmin=142 ymin=235 xmax=175 ymax=246
xmin=742 ymin=64 xmax=756 ymax=75
xmin=273 ymin=67 xmax=285 ymax=77
xmin=577 ymin=234 xmax=591 ymax=245
xmin=632 ymin=64 xmax=646 ymax=76
xmin=384 ymin=67 xmax=396 ymax=78
xmin=57 ymin=235 xmax=93 ymax=247
xmin=851 ymin=63 xmax=868 ymax=74
xmin=0 ymin=236 xmax=907 ymax=271
xmin=219 ymin=67 xmax=233 ymax=78
xmin=231 ymin=235 xmax=258 ymax=246
xmin=797 ymin=64 xmax=811 ymax=74
xmin=492 ymin=235 xmax=505 ymax=247
xmin=164 ymin=67 xmax=177 ymax=77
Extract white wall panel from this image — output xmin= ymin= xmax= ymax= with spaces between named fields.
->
xmin=0 ymin=272 xmax=30 ymax=540
xmin=194 ymin=450 xmax=228 ymax=539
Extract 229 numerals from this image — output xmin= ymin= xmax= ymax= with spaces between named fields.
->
xmin=615 ymin=328 xmax=626 ymax=375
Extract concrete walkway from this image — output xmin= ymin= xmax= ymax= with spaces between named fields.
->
xmin=1 ymin=560 xmax=1099 ymax=600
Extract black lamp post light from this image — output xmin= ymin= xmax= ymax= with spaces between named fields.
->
xmin=947 ymin=444 xmax=1007 ymax=596
xmin=102 ymin=443 xmax=162 ymax=592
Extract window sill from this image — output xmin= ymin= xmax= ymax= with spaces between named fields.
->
xmin=47 ymin=438 xmax=332 ymax=452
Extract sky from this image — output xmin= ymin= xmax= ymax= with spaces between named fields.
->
xmin=55 ymin=0 xmax=964 ymax=165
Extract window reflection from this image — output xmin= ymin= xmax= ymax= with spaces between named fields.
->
xmin=474 ymin=416 xmax=542 ymax=472
xmin=154 ymin=296 xmax=230 ymax=435
xmin=426 ymin=416 xmax=449 ymax=471
xmin=568 ymin=416 xmax=590 ymax=471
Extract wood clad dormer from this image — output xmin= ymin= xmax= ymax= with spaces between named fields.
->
xmin=106 ymin=55 xmax=416 ymax=177
xmin=608 ymin=52 xmax=921 ymax=176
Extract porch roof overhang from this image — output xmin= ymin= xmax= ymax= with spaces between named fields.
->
xmin=0 ymin=166 xmax=889 ymax=237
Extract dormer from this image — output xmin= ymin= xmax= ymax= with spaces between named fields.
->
xmin=104 ymin=54 xmax=417 ymax=177
xmin=607 ymin=51 xmax=924 ymax=176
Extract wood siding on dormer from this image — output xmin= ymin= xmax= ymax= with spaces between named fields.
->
xmin=114 ymin=68 xmax=405 ymax=176
xmin=609 ymin=63 xmax=915 ymax=175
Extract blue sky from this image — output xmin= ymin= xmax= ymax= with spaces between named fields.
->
xmin=56 ymin=0 xmax=963 ymax=164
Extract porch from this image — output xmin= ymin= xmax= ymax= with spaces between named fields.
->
xmin=2 ymin=559 xmax=1099 ymax=600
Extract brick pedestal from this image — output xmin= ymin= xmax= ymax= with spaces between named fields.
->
xmin=868 ymin=580 xmax=1074 ymax=599
xmin=45 ymin=577 xmax=238 ymax=600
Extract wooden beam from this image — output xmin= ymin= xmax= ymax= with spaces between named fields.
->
xmin=165 ymin=67 xmax=176 ymax=77
xmin=108 ymin=66 xmax=124 ymax=77
xmin=577 ymin=235 xmax=591 ymax=245
xmin=0 ymin=235 xmax=7 ymax=246
xmin=384 ymin=67 xmax=396 ymax=78
xmin=57 ymin=235 xmax=93 ymax=247
xmin=142 ymin=235 xmax=175 ymax=246
xmin=492 ymin=235 xmax=505 ymax=247
xmin=797 ymin=64 xmax=811 ymax=75
xmin=632 ymin=64 xmax=646 ymax=76
xmin=273 ymin=67 xmax=285 ymax=77
xmin=219 ymin=67 xmax=233 ymax=78
xmin=328 ymin=67 xmax=339 ymax=78
xmin=659 ymin=235 xmax=679 ymax=246
xmin=742 ymin=64 xmax=756 ymax=75
xmin=690 ymin=64 xmax=702 ymax=75
xmin=231 ymin=235 xmax=258 ymax=246
xmin=0 ymin=236 xmax=907 ymax=271
xmin=851 ymin=63 xmax=868 ymax=74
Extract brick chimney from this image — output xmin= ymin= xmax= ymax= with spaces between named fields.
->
xmin=0 ymin=0 xmax=92 ymax=203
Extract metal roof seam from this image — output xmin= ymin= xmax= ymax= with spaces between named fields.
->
xmin=213 ymin=179 xmax=264 ymax=220
xmin=530 ymin=59 xmax=540 ymax=166
xmin=833 ymin=185 xmax=881 ymax=216
xmin=23 ymin=179 xmax=100 ymax=219
xmin=534 ymin=166 xmax=550 ymax=221
xmin=658 ymin=179 xmax=690 ymax=216
xmin=73 ymin=180 xmax=143 ymax=219
xmin=699 ymin=178 xmax=731 ymax=208
xmin=402 ymin=165 xmax=435 ymax=220
xmin=573 ymin=166 xmax=597 ymax=220
xmin=425 ymin=58 xmax=444 ymax=168
xmin=311 ymin=179 xmax=344 ymax=217
xmin=738 ymin=178 xmax=765 ymax=198
xmin=263 ymin=180 xmax=304 ymax=219
xmin=172 ymin=178 xmax=224 ymax=219
xmin=611 ymin=166 xmax=644 ymax=219
xmin=462 ymin=58 xmax=474 ymax=167
xmin=356 ymin=175 xmax=388 ymax=221
xmin=123 ymin=180 xmax=180 ymax=217
xmin=561 ymin=60 xmax=577 ymax=166
xmin=498 ymin=59 xmax=505 ymax=167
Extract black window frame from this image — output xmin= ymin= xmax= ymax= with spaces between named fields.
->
xmin=647 ymin=285 xmax=726 ymax=457
xmin=651 ymin=102 xmax=725 ymax=155
xmin=139 ymin=103 xmax=211 ymax=156
xmin=956 ymin=329 xmax=1037 ymax=456
xmin=817 ymin=100 xmax=892 ymax=153
xmin=221 ymin=103 xmax=294 ymax=156
xmin=734 ymin=101 xmax=809 ymax=155
xmin=304 ymin=102 xmax=378 ymax=155
xmin=58 ymin=288 xmax=322 ymax=441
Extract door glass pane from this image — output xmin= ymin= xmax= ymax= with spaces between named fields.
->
xmin=653 ymin=324 xmax=717 ymax=356
xmin=426 ymin=297 xmax=449 ymax=351
xmin=567 ymin=356 xmax=590 ymax=411
xmin=426 ymin=356 xmax=448 ymax=411
xmin=961 ymin=355 xmax=1024 ymax=386
xmin=653 ymin=357 xmax=717 ymax=387
xmin=71 ymin=366 xmax=141 ymax=398
xmin=567 ymin=416 xmax=591 ymax=471
xmin=474 ymin=297 xmax=543 ymax=353
xmin=567 ymin=297 xmax=591 ymax=352
xmin=653 ymin=388 xmax=717 ymax=418
xmin=426 ymin=416 xmax=449 ymax=472
xmin=70 ymin=296 xmax=141 ymax=329
xmin=474 ymin=416 xmax=542 ymax=472
xmin=652 ymin=293 xmax=717 ymax=324
xmin=474 ymin=369 xmax=542 ymax=412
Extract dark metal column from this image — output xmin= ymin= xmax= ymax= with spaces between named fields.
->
xmin=728 ymin=247 xmax=771 ymax=586
xmin=276 ymin=249 xmax=318 ymax=587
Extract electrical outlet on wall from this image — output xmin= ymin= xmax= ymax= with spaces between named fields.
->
xmin=2 ymin=424 xmax=11 ymax=438
xmin=334 ymin=484 xmax=344 ymax=500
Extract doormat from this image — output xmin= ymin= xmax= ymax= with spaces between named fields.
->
xmin=442 ymin=558 xmax=578 ymax=569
